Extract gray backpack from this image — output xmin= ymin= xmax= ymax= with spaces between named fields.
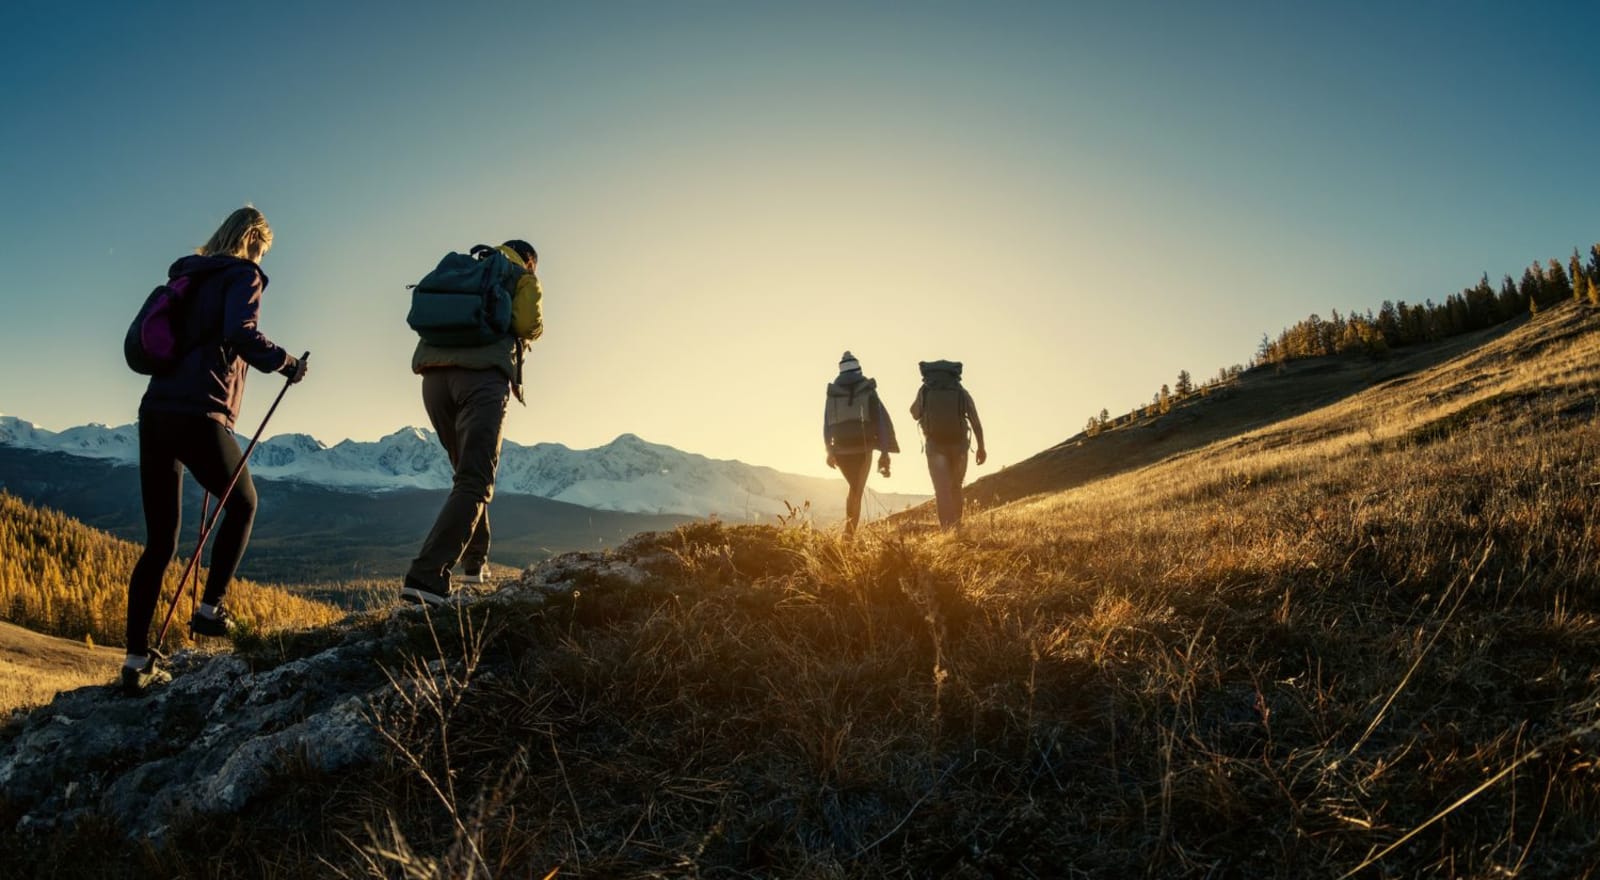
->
xmin=405 ymin=245 xmax=520 ymax=347
xmin=826 ymin=379 xmax=879 ymax=450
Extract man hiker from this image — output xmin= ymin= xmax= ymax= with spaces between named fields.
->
xmin=910 ymin=360 xmax=986 ymax=529
xmin=824 ymin=351 xmax=899 ymax=536
xmin=402 ymin=240 xmax=543 ymax=605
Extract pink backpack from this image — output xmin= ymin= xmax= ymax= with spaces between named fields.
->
xmin=124 ymin=275 xmax=200 ymax=375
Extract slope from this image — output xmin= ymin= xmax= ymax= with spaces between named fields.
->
xmin=963 ymin=312 xmax=1530 ymax=509
xmin=0 ymin=621 xmax=120 ymax=715
xmin=5 ymin=302 xmax=1600 ymax=878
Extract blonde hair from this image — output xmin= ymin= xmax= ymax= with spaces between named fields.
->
xmin=198 ymin=206 xmax=273 ymax=260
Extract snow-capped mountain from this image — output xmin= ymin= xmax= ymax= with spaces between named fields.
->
xmin=0 ymin=417 xmax=140 ymax=456
xmin=0 ymin=415 xmax=926 ymax=521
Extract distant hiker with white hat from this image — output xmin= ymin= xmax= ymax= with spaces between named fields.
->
xmin=402 ymin=240 xmax=543 ymax=606
xmin=910 ymin=360 xmax=986 ymax=529
xmin=121 ymin=206 xmax=309 ymax=696
xmin=824 ymin=351 xmax=900 ymax=536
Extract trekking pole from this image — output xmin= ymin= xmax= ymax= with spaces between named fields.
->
xmin=154 ymin=352 xmax=310 ymax=650
xmin=187 ymin=492 xmax=212 ymax=617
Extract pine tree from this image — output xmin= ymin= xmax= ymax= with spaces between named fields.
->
xmin=1468 ymin=273 xmax=1497 ymax=326
xmin=1376 ymin=301 xmax=1400 ymax=344
xmin=1571 ymin=249 xmax=1587 ymax=302
xmin=1547 ymin=259 xmax=1573 ymax=302
xmin=1498 ymin=275 xmax=1523 ymax=319
xmin=1327 ymin=311 xmax=1344 ymax=352
xmin=1446 ymin=294 xmax=1470 ymax=334
xmin=1175 ymin=370 xmax=1193 ymax=396
xmin=1158 ymin=384 xmax=1172 ymax=415
xmin=1256 ymin=333 xmax=1281 ymax=367
xmin=1304 ymin=314 xmax=1327 ymax=357
xmin=1522 ymin=266 xmax=1545 ymax=314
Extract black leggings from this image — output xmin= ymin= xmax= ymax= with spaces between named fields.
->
xmin=125 ymin=412 xmax=258 ymax=655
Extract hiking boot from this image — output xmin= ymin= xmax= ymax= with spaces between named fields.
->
xmin=189 ymin=604 xmax=236 ymax=638
xmin=400 ymin=577 xmax=452 ymax=607
xmin=120 ymin=657 xmax=172 ymax=697
xmin=459 ymin=562 xmax=491 ymax=585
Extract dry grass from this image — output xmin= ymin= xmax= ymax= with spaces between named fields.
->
xmin=8 ymin=302 xmax=1600 ymax=878
xmin=0 ymin=621 xmax=122 ymax=714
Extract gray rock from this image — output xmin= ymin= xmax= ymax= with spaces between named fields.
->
xmin=0 ymin=633 xmax=395 ymax=838
xmin=0 ymin=546 xmax=625 ymax=841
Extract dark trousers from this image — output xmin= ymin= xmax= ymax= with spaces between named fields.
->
xmin=407 ymin=368 xmax=509 ymax=591
xmin=925 ymin=442 xmax=969 ymax=529
xmin=126 ymin=412 xmax=258 ymax=655
xmin=834 ymin=451 xmax=873 ymax=534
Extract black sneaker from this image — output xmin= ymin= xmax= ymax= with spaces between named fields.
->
xmin=120 ymin=657 xmax=172 ymax=697
xmin=460 ymin=562 xmax=490 ymax=585
xmin=400 ymin=577 xmax=451 ymax=607
xmin=189 ymin=604 xmax=236 ymax=638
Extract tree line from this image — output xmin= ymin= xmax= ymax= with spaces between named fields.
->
xmin=1084 ymin=243 xmax=1600 ymax=437
xmin=0 ymin=492 xmax=339 ymax=649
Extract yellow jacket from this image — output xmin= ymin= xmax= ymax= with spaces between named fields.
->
xmin=412 ymin=245 xmax=543 ymax=400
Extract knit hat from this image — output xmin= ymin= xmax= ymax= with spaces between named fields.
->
xmin=839 ymin=351 xmax=861 ymax=373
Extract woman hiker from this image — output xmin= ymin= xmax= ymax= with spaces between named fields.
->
xmin=121 ymin=206 xmax=309 ymax=695
xmin=824 ymin=351 xmax=899 ymax=536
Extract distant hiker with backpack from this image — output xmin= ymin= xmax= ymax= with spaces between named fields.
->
xmin=402 ymin=240 xmax=543 ymax=605
xmin=122 ymin=206 xmax=309 ymax=695
xmin=824 ymin=351 xmax=900 ymax=536
xmin=910 ymin=360 xmax=986 ymax=529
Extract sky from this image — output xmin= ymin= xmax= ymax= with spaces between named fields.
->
xmin=1 ymin=1 xmax=1596 ymax=495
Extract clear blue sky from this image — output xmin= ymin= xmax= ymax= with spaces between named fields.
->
xmin=2 ymin=1 xmax=1595 ymax=494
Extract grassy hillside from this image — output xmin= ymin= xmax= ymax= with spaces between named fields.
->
xmin=0 ymin=621 xmax=121 ymax=715
xmin=0 ymin=492 xmax=343 ymax=653
xmin=965 ymin=312 xmax=1531 ymax=509
xmin=7 ymin=302 xmax=1600 ymax=877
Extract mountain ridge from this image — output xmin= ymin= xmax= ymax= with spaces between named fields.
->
xmin=0 ymin=417 xmax=927 ymax=522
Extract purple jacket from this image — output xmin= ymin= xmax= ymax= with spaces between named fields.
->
xmin=139 ymin=255 xmax=291 ymax=428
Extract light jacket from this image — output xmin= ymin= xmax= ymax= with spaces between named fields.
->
xmin=140 ymin=255 xmax=292 ymax=428
xmin=412 ymin=245 xmax=544 ymax=400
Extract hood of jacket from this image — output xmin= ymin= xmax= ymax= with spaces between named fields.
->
xmin=495 ymin=244 xmax=530 ymax=273
xmin=168 ymin=254 xmax=269 ymax=287
xmin=828 ymin=373 xmax=875 ymax=395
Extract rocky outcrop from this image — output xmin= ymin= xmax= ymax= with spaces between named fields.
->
xmin=0 ymin=545 xmax=665 ymax=839
xmin=0 ymin=632 xmax=390 ymax=838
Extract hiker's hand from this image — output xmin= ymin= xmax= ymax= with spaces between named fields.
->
xmin=280 ymin=355 xmax=309 ymax=384
xmin=878 ymin=453 xmax=891 ymax=478
xmin=975 ymin=448 xmax=987 ymax=466
xmin=826 ymin=453 xmax=838 ymax=469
